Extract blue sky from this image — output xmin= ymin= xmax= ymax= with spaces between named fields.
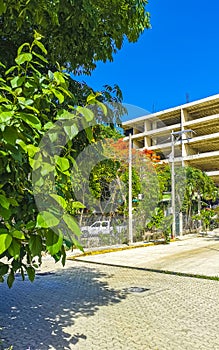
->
xmin=73 ymin=1 xmax=219 ymax=119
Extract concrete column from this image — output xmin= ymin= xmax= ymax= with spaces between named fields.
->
xmin=152 ymin=121 xmax=157 ymax=130
xmin=144 ymin=120 xmax=151 ymax=132
xmin=144 ymin=136 xmax=152 ymax=148
xmin=181 ymin=108 xmax=188 ymax=165
xmin=181 ymin=108 xmax=189 ymax=124
xmin=179 ymin=211 xmax=183 ymax=237
xmin=197 ymin=192 xmax=202 ymax=232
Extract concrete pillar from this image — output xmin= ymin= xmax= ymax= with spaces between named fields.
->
xmin=152 ymin=121 xmax=157 ymax=130
xmin=144 ymin=136 xmax=152 ymax=148
xmin=181 ymin=108 xmax=189 ymax=124
xmin=144 ymin=120 xmax=151 ymax=132
xmin=179 ymin=211 xmax=183 ymax=237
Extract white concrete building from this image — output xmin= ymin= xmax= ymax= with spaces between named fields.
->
xmin=122 ymin=94 xmax=219 ymax=184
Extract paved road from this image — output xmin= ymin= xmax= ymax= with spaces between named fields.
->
xmin=0 ymin=254 xmax=219 ymax=349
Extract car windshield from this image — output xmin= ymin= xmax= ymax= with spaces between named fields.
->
xmin=91 ymin=222 xmax=100 ymax=227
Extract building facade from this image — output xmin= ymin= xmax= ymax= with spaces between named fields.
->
xmin=122 ymin=94 xmax=219 ymax=184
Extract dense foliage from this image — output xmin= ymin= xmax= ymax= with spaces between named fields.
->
xmin=0 ymin=0 xmax=150 ymax=74
xmin=0 ymin=35 xmax=102 ymax=287
xmin=0 ymin=0 xmax=151 ymax=287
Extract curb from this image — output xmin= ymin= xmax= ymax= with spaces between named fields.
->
xmin=72 ymin=258 xmax=219 ymax=282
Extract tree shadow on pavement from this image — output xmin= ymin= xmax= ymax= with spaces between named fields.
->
xmin=203 ymin=235 xmax=219 ymax=242
xmin=0 ymin=265 xmax=127 ymax=349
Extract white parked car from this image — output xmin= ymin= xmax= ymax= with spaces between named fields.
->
xmin=81 ymin=220 xmax=126 ymax=237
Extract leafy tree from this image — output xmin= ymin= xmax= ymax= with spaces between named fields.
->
xmin=141 ymin=163 xmax=218 ymax=235
xmin=0 ymin=0 xmax=150 ymax=74
xmin=0 ymin=1 xmax=150 ymax=118
xmin=183 ymin=167 xmax=218 ymax=230
xmin=0 ymin=1 xmax=152 ymax=287
xmin=0 ymin=35 xmax=102 ymax=287
xmin=192 ymin=208 xmax=215 ymax=234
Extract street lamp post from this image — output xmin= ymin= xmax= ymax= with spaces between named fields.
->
xmin=128 ymin=133 xmax=133 ymax=244
xmin=170 ymin=129 xmax=194 ymax=239
xmin=171 ymin=131 xmax=176 ymax=238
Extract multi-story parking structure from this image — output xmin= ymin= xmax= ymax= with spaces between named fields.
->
xmin=122 ymin=94 xmax=219 ymax=184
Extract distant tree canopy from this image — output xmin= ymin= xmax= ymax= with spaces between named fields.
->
xmin=0 ymin=0 xmax=150 ymax=74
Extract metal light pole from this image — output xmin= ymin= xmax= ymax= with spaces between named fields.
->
xmin=170 ymin=129 xmax=194 ymax=239
xmin=128 ymin=133 xmax=133 ymax=244
xmin=171 ymin=131 xmax=176 ymax=239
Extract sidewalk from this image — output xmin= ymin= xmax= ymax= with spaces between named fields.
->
xmin=2 ymin=232 xmax=219 ymax=350
xmin=72 ymin=232 xmax=219 ymax=278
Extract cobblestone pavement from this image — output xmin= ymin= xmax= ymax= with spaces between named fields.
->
xmin=0 ymin=260 xmax=219 ymax=350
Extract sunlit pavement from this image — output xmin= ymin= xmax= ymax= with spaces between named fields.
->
xmin=0 ymin=234 xmax=219 ymax=350
xmin=75 ymin=232 xmax=219 ymax=278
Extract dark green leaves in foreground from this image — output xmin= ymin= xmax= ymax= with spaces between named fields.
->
xmin=0 ymin=35 xmax=95 ymax=287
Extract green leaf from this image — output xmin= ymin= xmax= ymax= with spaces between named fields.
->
xmin=55 ymin=156 xmax=70 ymax=173
xmin=40 ymin=162 xmax=55 ymax=176
xmin=16 ymin=139 xmax=27 ymax=151
xmin=57 ymin=86 xmax=73 ymax=98
xmin=85 ymin=126 xmax=93 ymax=143
xmin=32 ymin=51 xmax=48 ymax=63
xmin=10 ymin=76 xmax=25 ymax=89
xmin=48 ymin=131 xmax=58 ymax=143
xmin=36 ymin=211 xmax=59 ymax=228
xmin=0 ymin=262 xmax=9 ymax=276
xmin=26 ymin=266 xmax=35 ymax=282
xmin=53 ymin=71 xmax=65 ymax=84
xmin=8 ymin=239 xmax=20 ymax=259
xmin=72 ymin=201 xmax=86 ymax=209
xmin=33 ymin=40 xmax=47 ymax=54
xmin=0 ymin=0 xmax=6 ymax=15
xmin=63 ymin=123 xmax=78 ymax=139
xmin=26 ymin=221 xmax=36 ymax=230
xmin=18 ymin=97 xmax=34 ymax=107
xmin=61 ymin=246 xmax=66 ymax=266
xmin=7 ymin=270 xmax=15 ymax=288
xmin=77 ymin=106 xmax=94 ymax=122
xmin=11 ymin=230 xmax=25 ymax=239
xmin=87 ymin=93 xmax=98 ymax=104
xmin=3 ymin=127 xmax=18 ymax=145
xmin=0 ymin=194 xmax=10 ymax=209
xmin=18 ymin=113 xmax=41 ymax=130
xmin=26 ymin=144 xmax=40 ymax=157
xmin=96 ymin=101 xmax=108 ymax=116
xmin=20 ymin=267 xmax=25 ymax=281
xmin=7 ymin=198 xmax=19 ymax=207
xmin=15 ymin=53 xmax=33 ymax=65
xmin=50 ymin=194 xmax=67 ymax=209
xmin=48 ymin=70 xmax=54 ymax=81
xmin=29 ymin=157 xmax=42 ymax=170
xmin=5 ymin=65 xmax=17 ymax=75
xmin=0 ymin=234 xmax=12 ymax=254
xmin=63 ymin=214 xmax=81 ymax=237
xmin=72 ymin=237 xmax=84 ymax=251
xmin=46 ymin=230 xmax=63 ymax=255
xmin=0 ymin=110 xmax=14 ymax=123
xmin=56 ymin=109 xmax=76 ymax=120
xmin=44 ymin=121 xmax=54 ymax=130
xmin=17 ymin=42 xmax=30 ymax=55
xmin=33 ymin=30 xmax=43 ymax=41
xmin=52 ymin=89 xmax=64 ymax=104
xmin=29 ymin=235 xmax=43 ymax=256
xmin=0 ymin=207 xmax=11 ymax=220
